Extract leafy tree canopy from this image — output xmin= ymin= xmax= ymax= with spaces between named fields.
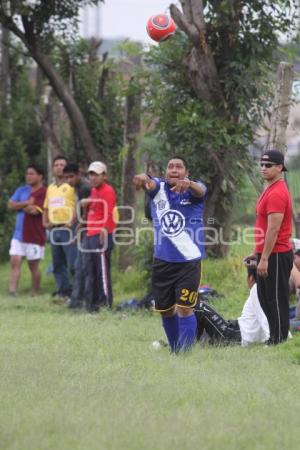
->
xmin=1 ymin=1 xmax=103 ymax=43
xmin=51 ymin=37 xmax=124 ymax=187
xmin=141 ymin=0 xmax=298 ymax=256
xmin=143 ymin=0 xmax=298 ymax=180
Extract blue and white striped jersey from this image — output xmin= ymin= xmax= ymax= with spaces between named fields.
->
xmin=148 ymin=178 xmax=206 ymax=263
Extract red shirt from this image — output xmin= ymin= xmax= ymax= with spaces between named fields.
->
xmin=87 ymin=183 xmax=117 ymax=236
xmin=23 ymin=186 xmax=47 ymax=246
xmin=255 ymin=179 xmax=292 ymax=253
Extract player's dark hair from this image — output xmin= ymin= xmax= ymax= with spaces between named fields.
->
xmin=63 ymin=162 xmax=79 ymax=174
xmin=247 ymin=267 xmax=257 ymax=282
xmin=168 ymin=156 xmax=188 ymax=170
xmin=26 ymin=164 xmax=44 ymax=177
xmin=53 ymin=155 xmax=67 ymax=165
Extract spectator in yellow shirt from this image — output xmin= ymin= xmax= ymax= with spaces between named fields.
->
xmin=43 ymin=155 xmax=77 ymax=300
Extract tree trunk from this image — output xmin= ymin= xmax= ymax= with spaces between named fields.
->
xmin=267 ymin=62 xmax=295 ymax=234
xmin=31 ymin=46 xmax=98 ymax=162
xmin=170 ymin=1 xmax=223 ymax=103
xmin=36 ymin=89 xmax=64 ymax=183
xmin=118 ymin=76 xmax=142 ymax=271
xmin=267 ymin=62 xmax=293 ymax=152
xmin=0 ymin=23 xmax=10 ymax=114
xmin=170 ymin=1 xmax=235 ymax=257
xmin=203 ymin=169 xmax=234 ymax=257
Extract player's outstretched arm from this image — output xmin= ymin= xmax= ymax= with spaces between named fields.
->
xmin=132 ymin=173 xmax=156 ymax=191
xmin=171 ymin=178 xmax=206 ymax=197
xmin=188 ymin=180 xmax=206 ymax=198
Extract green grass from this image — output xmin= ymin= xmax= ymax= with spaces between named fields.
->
xmin=1 ymin=246 xmax=300 ymax=450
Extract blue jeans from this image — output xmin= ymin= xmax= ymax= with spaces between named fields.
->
xmin=69 ymin=250 xmax=85 ymax=308
xmin=51 ymin=228 xmax=77 ymax=296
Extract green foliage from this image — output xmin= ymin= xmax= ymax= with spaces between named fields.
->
xmin=7 ymin=1 xmax=104 ymax=44
xmin=287 ymin=153 xmax=300 ymax=171
xmin=117 ymin=40 xmax=143 ymax=59
xmin=131 ymin=226 xmax=153 ymax=290
xmin=0 ymin=122 xmax=28 ymax=259
xmin=231 ymin=169 xmax=260 ymax=225
xmin=0 ymin=56 xmax=43 ymax=260
xmin=11 ymin=73 xmax=43 ymax=160
xmin=53 ymin=38 xmax=124 ymax=190
xmin=141 ymin=1 xmax=298 ymax=230
xmin=207 ymin=0 xmax=298 ymax=122
xmin=143 ymin=34 xmax=254 ymax=222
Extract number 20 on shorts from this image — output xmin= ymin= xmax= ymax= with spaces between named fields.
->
xmin=179 ymin=288 xmax=197 ymax=304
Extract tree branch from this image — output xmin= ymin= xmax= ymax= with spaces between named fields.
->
xmin=170 ymin=4 xmax=199 ymax=44
xmin=190 ymin=0 xmax=206 ymax=32
xmin=179 ymin=0 xmax=193 ymax=23
xmin=21 ymin=15 xmax=35 ymax=46
xmin=89 ymin=37 xmax=102 ymax=64
xmin=98 ymin=52 xmax=109 ymax=101
xmin=207 ymin=146 xmax=225 ymax=176
xmin=0 ymin=12 xmax=27 ymax=46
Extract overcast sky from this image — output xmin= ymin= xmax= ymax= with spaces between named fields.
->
xmin=80 ymin=0 xmax=174 ymax=43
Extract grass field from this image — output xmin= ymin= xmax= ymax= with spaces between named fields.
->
xmin=1 ymin=247 xmax=300 ymax=450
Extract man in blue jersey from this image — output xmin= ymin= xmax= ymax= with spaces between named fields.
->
xmin=133 ymin=157 xmax=206 ymax=352
xmin=7 ymin=181 xmax=32 ymax=295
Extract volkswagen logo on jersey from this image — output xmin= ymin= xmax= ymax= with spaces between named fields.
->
xmin=160 ymin=209 xmax=185 ymax=237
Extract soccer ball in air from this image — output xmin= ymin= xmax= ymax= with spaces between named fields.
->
xmin=146 ymin=14 xmax=177 ymax=42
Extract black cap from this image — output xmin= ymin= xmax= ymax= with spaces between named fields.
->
xmin=261 ymin=150 xmax=287 ymax=171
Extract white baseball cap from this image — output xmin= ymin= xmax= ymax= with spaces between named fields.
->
xmin=88 ymin=161 xmax=107 ymax=175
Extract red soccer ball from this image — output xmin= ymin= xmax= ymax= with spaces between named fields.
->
xmin=146 ymin=14 xmax=177 ymax=42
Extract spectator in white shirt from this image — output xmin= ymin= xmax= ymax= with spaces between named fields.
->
xmin=195 ymin=266 xmax=270 ymax=346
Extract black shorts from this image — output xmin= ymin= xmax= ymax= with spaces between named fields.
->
xmin=152 ymin=258 xmax=202 ymax=312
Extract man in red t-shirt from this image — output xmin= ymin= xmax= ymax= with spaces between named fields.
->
xmin=22 ymin=164 xmax=47 ymax=294
xmin=82 ymin=161 xmax=117 ymax=312
xmin=247 ymin=150 xmax=293 ymax=344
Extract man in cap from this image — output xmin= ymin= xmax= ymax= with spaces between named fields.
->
xmin=83 ymin=161 xmax=117 ymax=312
xmin=246 ymin=150 xmax=293 ymax=344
